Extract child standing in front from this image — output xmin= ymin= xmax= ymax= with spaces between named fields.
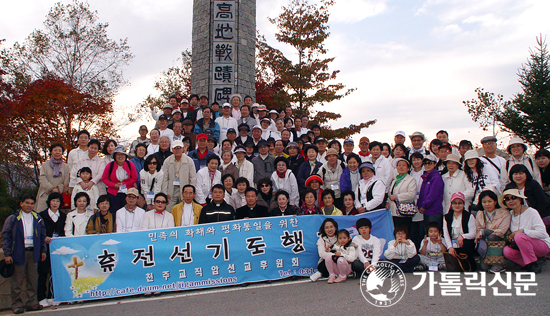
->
xmin=71 ymin=167 xmax=99 ymax=212
xmin=351 ymin=218 xmax=381 ymax=277
xmin=418 ymin=222 xmax=447 ymax=271
xmin=384 ymin=225 xmax=420 ymax=272
xmin=325 ymin=229 xmax=357 ymax=283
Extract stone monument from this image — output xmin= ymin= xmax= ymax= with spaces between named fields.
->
xmin=191 ymin=0 xmax=256 ymax=104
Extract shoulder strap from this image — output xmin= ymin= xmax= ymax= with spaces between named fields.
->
xmin=149 ymin=177 xmax=156 ymax=192
xmin=482 ymin=156 xmax=500 ymax=173
xmin=108 ymin=161 xmax=115 ymax=175
xmin=506 ymin=160 xmax=510 ymax=172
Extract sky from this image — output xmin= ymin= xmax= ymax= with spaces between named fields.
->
xmin=2 ymin=0 xmax=550 ymax=149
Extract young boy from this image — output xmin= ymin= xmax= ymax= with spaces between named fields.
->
xmin=351 ymin=218 xmax=381 ymax=277
xmin=384 ymin=225 xmax=420 ymax=273
xmin=418 ymin=222 xmax=447 ymax=271
xmin=2 ymin=194 xmax=47 ymax=314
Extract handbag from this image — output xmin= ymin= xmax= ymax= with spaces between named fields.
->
xmin=61 ymin=192 xmax=71 ymax=209
xmin=396 ymin=202 xmax=418 ymax=217
xmin=443 ymin=252 xmax=472 ymax=272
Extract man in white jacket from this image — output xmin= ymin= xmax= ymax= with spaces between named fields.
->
xmin=116 ymin=188 xmax=145 ymax=233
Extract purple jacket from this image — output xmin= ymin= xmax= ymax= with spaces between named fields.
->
xmin=417 ymin=169 xmax=444 ymax=216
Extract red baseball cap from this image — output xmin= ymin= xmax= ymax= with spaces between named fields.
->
xmin=197 ymin=133 xmax=208 ymax=140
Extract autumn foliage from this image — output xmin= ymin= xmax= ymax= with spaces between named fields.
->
xmin=0 ymin=76 xmax=114 ymax=193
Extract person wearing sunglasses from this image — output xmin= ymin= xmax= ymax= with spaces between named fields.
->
xmin=501 ymin=189 xmax=550 ymax=274
xmin=141 ymin=193 xmax=175 ymax=230
xmin=140 ymin=155 xmax=165 ymax=211
xmin=417 ymin=156 xmax=444 ymax=228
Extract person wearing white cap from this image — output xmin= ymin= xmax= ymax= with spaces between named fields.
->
xmin=355 ymin=162 xmax=387 ymax=212
xmin=394 ymin=131 xmax=406 ymax=145
xmin=234 ymin=146 xmax=254 ymax=185
xmin=162 ymin=140 xmax=197 ymax=212
xmin=216 ymin=103 xmax=239 ymax=145
xmin=506 ymin=137 xmax=541 ymax=185
xmin=501 ymin=189 xmax=550 ymax=274
xmin=441 ymin=154 xmax=474 ymax=214
xmin=260 ymin=117 xmax=273 ymax=140
xmin=463 ymin=150 xmax=502 ymax=204
xmin=229 ymin=94 xmax=242 ymax=120
xmin=317 ymin=148 xmax=346 ymax=207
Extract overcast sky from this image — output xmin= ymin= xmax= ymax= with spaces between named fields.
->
xmin=2 ymin=0 xmax=550 ymax=148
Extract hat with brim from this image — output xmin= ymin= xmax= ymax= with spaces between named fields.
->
xmin=251 ymin=103 xmax=260 ymax=108
xmin=480 ymin=136 xmax=497 ymax=144
xmin=506 ymin=137 xmax=528 ymax=154
xmin=196 ymin=133 xmax=208 ymax=141
xmin=422 ymin=155 xmax=437 ymax=163
xmin=325 ymin=148 xmax=339 ymax=158
xmin=286 ymin=142 xmax=299 ymax=149
xmin=163 ymin=104 xmax=173 ymax=109
xmin=359 ymin=162 xmax=376 ymax=174
xmin=269 ymin=110 xmax=278 ymax=115
xmin=257 ymin=140 xmax=269 ymax=148
xmin=305 ymin=175 xmax=324 ymax=187
xmin=234 ymin=147 xmax=246 ymax=154
xmin=395 ymin=130 xmax=406 ymax=138
xmin=252 ymin=125 xmax=262 ymax=131
xmin=261 ymin=118 xmax=271 ymax=123
xmin=392 ymin=157 xmax=410 ymax=168
xmin=222 ymin=103 xmax=231 ymax=108
xmin=409 ymin=131 xmax=425 ymax=140
xmin=0 ymin=259 xmax=15 ymax=278
xmin=172 ymin=140 xmax=184 ymax=149
xmin=182 ymin=119 xmax=194 ymax=126
xmin=463 ymin=150 xmax=479 ymax=161
xmin=126 ymin=188 xmax=139 ymax=197
xmin=112 ymin=145 xmax=128 ymax=159
xmin=444 ymin=154 xmax=462 ymax=166
xmin=498 ymin=189 xmax=527 ymax=208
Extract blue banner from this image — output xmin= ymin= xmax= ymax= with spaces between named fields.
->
xmin=50 ymin=210 xmax=394 ymax=302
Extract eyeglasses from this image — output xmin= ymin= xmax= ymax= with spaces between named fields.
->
xmin=423 ymin=161 xmax=435 ymax=165
xmin=503 ymin=196 xmax=519 ymax=202
xmin=148 ymin=162 xmax=158 ymax=165
xmin=451 ymin=201 xmax=464 ymax=205
xmin=261 ymin=184 xmax=270 ymax=188
xmin=154 ymin=200 xmax=167 ymax=204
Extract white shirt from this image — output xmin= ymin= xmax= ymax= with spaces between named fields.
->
xmin=216 ymin=116 xmax=239 ymax=144
xmin=141 ymin=210 xmax=175 ymax=230
xmin=181 ymin=203 xmax=194 ymax=227
xmin=159 ymin=128 xmax=175 ymax=142
xmin=116 ymin=206 xmax=145 ymax=232
xmin=21 ymin=212 xmax=34 ymax=247
xmin=67 ymin=147 xmax=88 ymax=173
xmin=48 ymin=209 xmax=59 ymax=222
xmin=372 ymin=155 xmax=392 ymax=192
xmin=146 ymin=143 xmax=160 ymax=158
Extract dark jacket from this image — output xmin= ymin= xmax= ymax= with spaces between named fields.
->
xmin=199 ymin=200 xmax=236 ymax=224
xmin=252 ymin=155 xmax=275 ymax=184
xmin=189 ymin=149 xmax=216 ymax=172
xmin=417 ymin=169 xmax=444 ymax=216
xmin=505 ymin=180 xmax=550 ymax=218
xmin=194 ymin=119 xmax=220 ymax=142
xmin=2 ymin=210 xmax=46 ymax=265
xmin=288 ymin=155 xmax=305 ymax=177
xmin=236 ymin=204 xmax=270 ymax=219
xmin=297 ymin=160 xmax=322 ymax=190
xmin=235 ymin=135 xmax=253 ymax=147
xmin=270 ymin=205 xmax=297 ymax=216
xmin=37 ymin=209 xmax=66 ymax=241
xmin=153 ymin=149 xmax=173 ymax=168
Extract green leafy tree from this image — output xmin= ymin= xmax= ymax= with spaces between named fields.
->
xmin=463 ymin=87 xmax=509 ymax=136
xmin=498 ymin=36 xmax=550 ymax=149
xmin=256 ymin=0 xmax=375 ymax=139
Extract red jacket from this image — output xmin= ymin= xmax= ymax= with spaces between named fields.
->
xmin=101 ymin=160 xmax=138 ymax=195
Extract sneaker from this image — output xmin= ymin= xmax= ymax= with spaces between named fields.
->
xmin=309 ymin=271 xmax=322 ymax=282
xmin=489 ymin=265 xmax=506 ymax=273
xmin=39 ymin=298 xmax=50 ymax=307
xmin=48 ymin=299 xmax=59 ymax=306
xmin=13 ymin=308 xmax=24 ymax=314
xmin=327 ymin=275 xmax=336 ymax=284
xmin=529 ymin=262 xmax=542 ymax=274
xmin=334 ymin=276 xmax=347 ymax=283
xmin=414 ymin=264 xmax=426 ymax=272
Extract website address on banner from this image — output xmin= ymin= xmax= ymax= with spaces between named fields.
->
xmin=88 ymin=276 xmax=239 ymax=298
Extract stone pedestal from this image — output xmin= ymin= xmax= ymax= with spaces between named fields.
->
xmin=192 ymin=0 xmax=256 ymax=103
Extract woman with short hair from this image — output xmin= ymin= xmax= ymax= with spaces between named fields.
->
xmin=36 ymin=143 xmax=70 ymax=212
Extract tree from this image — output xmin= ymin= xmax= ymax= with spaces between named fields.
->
xmin=1 ymin=0 xmax=133 ymax=100
xmin=498 ymin=36 xmax=550 ymax=149
xmin=0 ymin=75 xmax=114 ymax=194
xmin=463 ymin=87 xmax=509 ymax=136
xmin=137 ymin=49 xmax=192 ymax=117
xmin=256 ymin=0 xmax=375 ymax=138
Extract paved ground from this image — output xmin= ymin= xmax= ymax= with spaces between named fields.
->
xmin=8 ymin=266 xmax=550 ymax=316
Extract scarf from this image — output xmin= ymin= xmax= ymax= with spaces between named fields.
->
xmin=394 ymin=173 xmax=407 ymax=187
xmin=155 ymin=209 xmax=164 ymax=215
xmin=260 ymin=190 xmax=272 ymax=204
xmin=358 ymin=151 xmax=370 ymax=157
xmin=49 ymin=157 xmax=63 ymax=177
xmin=99 ymin=212 xmax=109 ymax=225
xmin=198 ymin=149 xmax=208 ymax=160
xmin=277 ymin=170 xmax=286 ymax=178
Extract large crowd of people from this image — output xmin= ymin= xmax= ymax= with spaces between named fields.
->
xmin=3 ymin=93 xmax=550 ymax=313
